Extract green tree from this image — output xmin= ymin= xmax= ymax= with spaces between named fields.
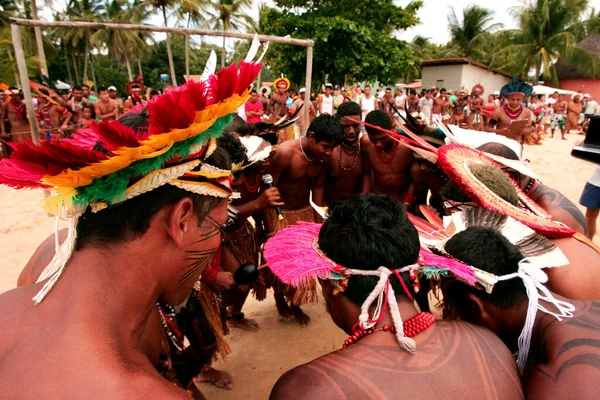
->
xmin=144 ymin=0 xmax=180 ymax=85
xmin=491 ymin=0 xmax=599 ymax=85
xmin=262 ymin=0 xmax=422 ymax=89
xmin=176 ymin=0 xmax=211 ymax=77
xmin=403 ymin=36 xmax=460 ymax=83
xmin=206 ymin=0 xmax=254 ymax=68
xmin=447 ymin=5 xmax=503 ymax=61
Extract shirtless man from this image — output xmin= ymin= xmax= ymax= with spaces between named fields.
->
xmin=379 ymin=87 xmax=395 ymax=118
xmin=551 ymin=93 xmax=568 ymax=139
xmin=441 ymin=226 xmax=600 ymax=398
xmin=0 ymin=181 xmax=230 ymax=399
xmin=566 ymin=95 xmax=583 ymax=135
xmin=486 ymin=84 xmax=533 ymax=144
xmin=264 ymin=114 xmax=345 ymax=325
xmin=68 ymin=85 xmax=93 ymax=126
xmin=1 ymin=88 xmax=31 ymax=143
xmin=94 ymin=87 xmax=119 ymax=121
xmin=35 ymin=89 xmax=72 ymax=140
xmin=407 ymin=90 xmax=419 ymax=115
xmin=363 ymin=110 xmax=413 ymax=203
xmin=467 ymin=88 xmax=484 ymax=130
xmin=79 ymin=104 xmax=95 ymax=128
xmin=432 ymin=88 xmax=446 ymax=122
xmin=478 ymin=142 xmax=587 ymax=234
xmin=314 ymin=102 xmax=369 ymax=206
xmin=453 ymin=91 xmax=468 ymax=126
xmin=124 ymin=82 xmax=147 ymax=110
xmin=268 ymin=79 xmax=291 ymax=142
xmin=270 ymin=195 xmax=523 ymax=400
xmin=108 ymin=85 xmax=124 ymax=114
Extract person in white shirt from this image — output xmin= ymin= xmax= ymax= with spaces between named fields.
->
xmin=418 ymin=89 xmax=434 ymax=125
xmin=360 ymin=85 xmax=378 ymax=121
xmin=320 ymin=83 xmax=335 ymax=115
xmin=394 ymin=88 xmax=407 ymax=119
xmin=584 ymin=95 xmax=598 ymax=116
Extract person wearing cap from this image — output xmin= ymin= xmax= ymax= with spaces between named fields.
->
xmin=268 ymin=77 xmax=291 ymax=142
xmin=485 ymin=78 xmax=533 ymax=144
xmin=268 ymin=195 xmax=523 ymax=400
xmin=319 ymin=83 xmax=335 ymax=116
xmin=582 ymin=94 xmax=597 ymax=133
xmin=107 ymin=85 xmax=124 ymax=114
xmin=94 ymin=86 xmax=119 ymax=121
xmin=332 ymin=85 xmax=344 ymax=113
xmin=1 ymin=87 xmax=31 ymax=144
xmin=290 ymin=88 xmax=315 ymax=134
xmin=492 ymin=90 xmax=501 ymax=106
xmin=123 ymin=81 xmax=146 ymax=110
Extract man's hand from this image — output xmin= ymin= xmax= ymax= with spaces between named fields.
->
xmin=211 ymin=271 xmax=235 ymax=293
xmin=257 ymin=187 xmax=284 ymax=210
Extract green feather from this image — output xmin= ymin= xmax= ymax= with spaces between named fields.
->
xmin=73 ymin=115 xmax=232 ymax=207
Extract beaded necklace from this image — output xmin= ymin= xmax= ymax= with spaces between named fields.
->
xmin=342 ymin=312 xmax=435 ymax=348
xmin=242 ymin=174 xmax=260 ymax=193
xmin=156 ymin=303 xmax=184 ymax=352
xmin=337 ymin=141 xmax=361 ymax=174
xmin=376 ymin=141 xmax=399 ymax=165
xmin=503 ymin=104 xmax=524 ymax=120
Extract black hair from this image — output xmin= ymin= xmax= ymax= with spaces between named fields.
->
xmin=8 ymin=86 xmax=18 ymax=91
xmin=477 ymin=143 xmax=520 ymax=160
xmin=72 ymin=85 xmax=82 ymax=91
xmin=81 ymin=84 xmax=90 ymax=89
xmin=385 ymin=87 xmax=392 ymax=91
xmin=364 ymin=84 xmax=371 ymax=89
xmin=251 ymin=89 xmax=257 ymax=94
xmin=318 ymin=194 xmax=420 ymax=306
xmin=150 ymin=90 xmax=159 ymax=95
xmin=211 ymin=130 xmax=247 ymax=166
xmin=307 ymin=114 xmax=344 ymax=144
xmin=410 ymin=89 xmax=417 ymax=95
xmin=261 ymin=88 xmax=267 ymax=94
xmin=98 ymin=86 xmax=107 ymax=93
xmin=441 ymin=227 xmax=526 ymax=318
xmin=118 ymin=106 xmax=149 ymax=137
xmin=336 ymin=102 xmax=362 ymax=119
xmin=364 ymin=110 xmax=392 ymax=136
xmin=81 ymin=104 xmax=93 ymax=110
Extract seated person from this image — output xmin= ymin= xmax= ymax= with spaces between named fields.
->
xmin=268 ymin=194 xmax=523 ymax=399
xmin=441 ymin=226 xmax=600 ymax=399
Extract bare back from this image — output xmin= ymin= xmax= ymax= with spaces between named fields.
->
xmin=271 ymin=321 xmax=523 ymax=399
xmin=525 ymin=300 xmax=600 ymax=399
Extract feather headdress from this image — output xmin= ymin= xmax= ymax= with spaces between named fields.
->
xmin=0 ymin=45 xmax=266 ymax=303
xmin=264 ymin=221 xmax=478 ymax=354
xmin=501 ymin=77 xmax=533 ymax=98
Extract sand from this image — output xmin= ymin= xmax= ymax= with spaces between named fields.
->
xmin=1 ymin=132 xmax=598 ymax=399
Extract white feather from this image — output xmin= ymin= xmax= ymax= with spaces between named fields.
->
xmin=201 ymin=51 xmax=217 ymax=81
xmin=257 ymin=42 xmax=270 ymax=62
xmin=244 ymin=34 xmax=261 ymax=63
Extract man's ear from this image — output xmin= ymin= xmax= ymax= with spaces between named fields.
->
xmin=166 ymin=198 xmax=196 ymax=249
xmin=463 ymin=292 xmax=492 ymax=326
xmin=319 ymin=279 xmax=336 ymax=301
xmin=307 ymin=131 xmax=315 ymax=140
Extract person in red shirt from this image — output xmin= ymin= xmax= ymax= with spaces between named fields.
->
xmin=245 ymin=89 xmax=264 ymax=124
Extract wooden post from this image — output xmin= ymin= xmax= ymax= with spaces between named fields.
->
xmin=29 ymin=1 xmax=48 ymax=77
xmin=303 ymin=46 xmax=313 ymax=136
xmin=11 ymin=24 xmax=39 ymax=143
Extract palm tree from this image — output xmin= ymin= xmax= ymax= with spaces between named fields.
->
xmin=176 ymin=0 xmax=211 ymax=78
xmin=61 ymin=0 xmax=105 ymax=85
xmin=145 ymin=0 xmax=180 ymax=85
xmin=447 ymin=5 xmax=503 ymax=60
xmin=94 ymin=0 xmax=152 ymax=81
xmin=207 ymin=0 xmax=254 ymax=68
xmin=491 ymin=0 xmax=599 ymax=85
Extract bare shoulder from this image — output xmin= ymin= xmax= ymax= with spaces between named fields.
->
xmin=270 ymin=362 xmax=330 ymax=400
xmin=360 ymin=135 xmax=372 ymax=151
xmin=122 ymin=373 xmax=191 ymax=400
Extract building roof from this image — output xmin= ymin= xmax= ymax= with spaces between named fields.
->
xmin=421 ymin=58 xmax=512 ymax=78
xmin=556 ymin=34 xmax=600 ymax=79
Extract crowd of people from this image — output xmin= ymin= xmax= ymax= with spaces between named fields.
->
xmin=0 ymin=55 xmax=599 ymax=400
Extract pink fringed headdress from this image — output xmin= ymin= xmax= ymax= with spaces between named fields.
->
xmin=263 ymin=222 xmax=478 ymax=354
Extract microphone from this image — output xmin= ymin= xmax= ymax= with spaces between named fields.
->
xmin=262 ymin=174 xmax=284 ymax=221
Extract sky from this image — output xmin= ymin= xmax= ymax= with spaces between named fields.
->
xmin=42 ymin=0 xmax=600 ymax=46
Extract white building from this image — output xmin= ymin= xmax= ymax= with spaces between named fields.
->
xmin=421 ymin=58 xmax=511 ymax=95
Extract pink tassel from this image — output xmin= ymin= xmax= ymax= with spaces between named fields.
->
xmin=419 ymin=248 xmax=476 ymax=285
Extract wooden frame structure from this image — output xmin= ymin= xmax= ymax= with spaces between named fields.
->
xmin=9 ymin=17 xmax=315 ymax=142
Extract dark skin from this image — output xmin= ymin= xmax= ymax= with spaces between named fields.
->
xmin=487 ymin=93 xmax=533 ymax=143
xmin=314 ymin=114 xmax=369 ymax=205
xmin=264 ymin=134 xmax=337 ymax=325
xmin=2 ymin=199 xmax=227 ymax=399
xmin=271 ymin=280 xmax=523 ymax=400
xmin=363 ymin=131 xmax=413 ymax=202
xmin=410 ymin=160 xmax=448 ymax=214
xmin=451 ymin=290 xmax=600 ymax=399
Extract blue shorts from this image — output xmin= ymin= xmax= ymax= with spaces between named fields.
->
xmin=580 ymin=182 xmax=600 ymax=209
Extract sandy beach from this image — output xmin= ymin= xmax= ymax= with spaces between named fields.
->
xmin=1 ymin=132 xmax=598 ymax=399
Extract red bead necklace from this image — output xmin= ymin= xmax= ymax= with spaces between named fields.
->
xmin=242 ymin=174 xmax=261 ymax=193
xmin=342 ymin=312 xmax=436 ymax=348
xmin=502 ymin=104 xmax=524 ymax=120
xmin=376 ymin=141 xmax=399 ymax=164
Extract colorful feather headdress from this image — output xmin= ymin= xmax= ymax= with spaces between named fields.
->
xmin=501 ymin=77 xmax=533 ymax=98
xmin=263 ymin=221 xmax=478 ymax=354
xmin=0 ymin=39 xmax=268 ymax=303
xmin=412 ymin=207 xmax=573 ymax=373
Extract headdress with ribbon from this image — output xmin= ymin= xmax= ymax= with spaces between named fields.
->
xmin=0 ymin=37 xmax=269 ymax=303
xmin=264 ymin=221 xmax=479 ymax=354
xmin=413 ymin=207 xmax=574 ymax=372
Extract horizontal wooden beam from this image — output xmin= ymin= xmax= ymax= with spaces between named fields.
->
xmin=9 ymin=18 xmax=314 ymax=47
